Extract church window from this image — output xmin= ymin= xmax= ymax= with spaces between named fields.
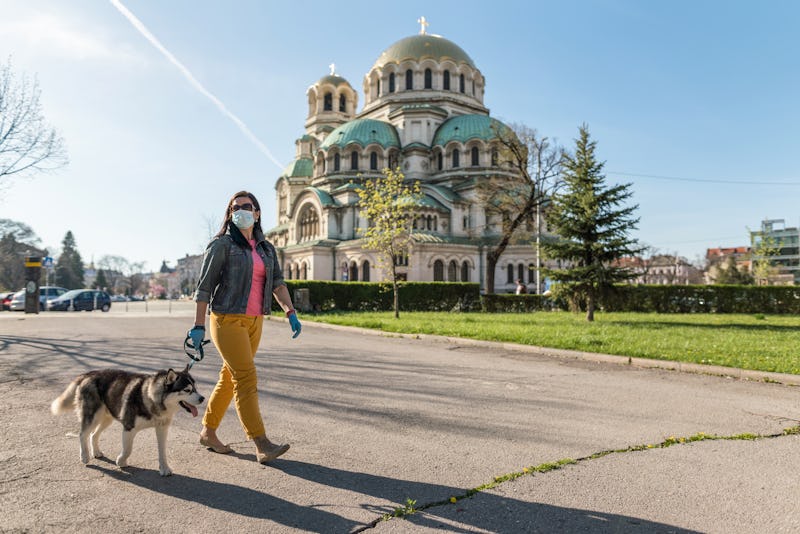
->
xmin=443 ymin=71 xmax=450 ymax=90
xmin=389 ymin=73 xmax=395 ymax=93
xmin=518 ymin=263 xmax=525 ymax=283
xmin=471 ymin=146 xmax=479 ymax=166
xmin=324 ymin=92 xmax=332 ymax=111
xmin=339 ymin=94 xmax=346 ymax=112
xmin=461 ymin=261 xmax=470 ymax=282
xmin=528 ymin=264 xmax=535 ymax=284
xmin=285 ymin=263 xmax=292 ymax=280
xmin=299 ymin=206 xmax=320 ymax=242
xmin=507 ymin=264 xmax=514 ymax=284
xmin=388 ymin=152 xmax=397 ymax=169
xmin=426 ymin=215 xmax=432 ymax=230
xmin=349 ymin=261 xmax=358 ymax=282
xmin=362 ymin=261 xmax=370 ymax=281
xmin=376 ymin=80 xmax=380 ymax=97
xmin=433 ymin=260 xmax=444 ymax=281
xmin=302 ymin=262 xmax=308 ymax=280
xmin=334 ymin=153 xmax=340 ymax=171
xmin=424 ymin=69 xmax=432 ymax=89
xmin=405 ymin=69 xmax=413 ymax=90
xmin=370 ymin=151 xmax=378 ymax=170
xmin=448 ymin=260 xmax=457 ymax=281
xmin=351 ymin=151 xmax=359 ymax=170
xmin=459 ymin=74 xmax=465 ymax=93
xmin=437 ymin=152 xmax=443 ymax=170
xmin=491 ymin=149 xmax=498 ymax=166
xmin=452 ymin=149 xmax=460 ymax=168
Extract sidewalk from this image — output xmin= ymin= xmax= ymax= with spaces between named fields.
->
xmin=2 ymin=313 xmax=799 ymax=532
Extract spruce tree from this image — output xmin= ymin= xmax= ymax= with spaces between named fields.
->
xmin=94 ymin=268 xmax=108 ymax=290
xmin=55 ymin=231 xmax=84 ymax=289
xmin=543 ymin=125 xmax=643 ymax=321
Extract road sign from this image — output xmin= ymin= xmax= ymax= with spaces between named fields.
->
xmin=43 ymin=256 xmax=54 ymax=268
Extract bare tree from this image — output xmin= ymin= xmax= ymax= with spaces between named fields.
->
xmin=0 ymin=58 xmax=68 ymax=191
xmin=479 ymin=123 xmax=564 ymax=294
xmin=97 ymin=255 xmax=145 ymax=296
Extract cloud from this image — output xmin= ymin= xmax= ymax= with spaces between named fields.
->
xmin=0 ymin=11 xmax=143 ymax=63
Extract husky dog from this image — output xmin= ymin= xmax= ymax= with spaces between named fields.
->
xmin=51 ymin=365 xmax=204 ymax=476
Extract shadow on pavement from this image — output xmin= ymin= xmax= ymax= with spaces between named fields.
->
xmin=276 ymin=460 xmax=700 ymax=534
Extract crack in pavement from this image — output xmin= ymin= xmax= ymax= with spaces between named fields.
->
xmin=352 ymin=425 xmax=800 ymax=532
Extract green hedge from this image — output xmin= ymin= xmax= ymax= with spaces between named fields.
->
xmin=481 ymin=294 xmax=558 ymax=313
xmin=599 ymin=284 xmax=800 ymax=314
xmin=277 ymin=281 xmax=481 ymax=312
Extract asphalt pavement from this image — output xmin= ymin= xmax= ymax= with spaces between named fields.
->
xmin=1 ymin=304 xmax=799 ymax=533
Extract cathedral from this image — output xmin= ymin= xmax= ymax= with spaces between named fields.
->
xmin=266 ymin=20 xmax=541 ymax=293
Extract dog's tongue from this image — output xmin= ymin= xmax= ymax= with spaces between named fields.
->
xmin=182 ymin=401 xmax=198 ymax=417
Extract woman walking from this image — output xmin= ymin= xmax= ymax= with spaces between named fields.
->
xmin=188 ymin=190 xmax=301 ymax=464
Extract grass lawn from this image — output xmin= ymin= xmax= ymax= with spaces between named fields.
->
xmin=308 ymin=311 xmax=800 ymax=375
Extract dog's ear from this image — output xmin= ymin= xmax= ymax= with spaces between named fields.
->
xmin=165 ymin=368 xmax=178 ymax=383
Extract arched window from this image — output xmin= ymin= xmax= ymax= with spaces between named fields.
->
xmin=437 ymin=152 xmax=443 ymax=170
xmin=443 ymin=71 xmax=450 ymax=90
xmin=518 ymin=263 xmax=525 ymax=282
xmin=426 ymin=215 xmax=432 ymax=230
xmin=334 ymin=153 xmax=340 ymax=171
xmin=320 ymin=156 xmax=326 ymax=174
xmin=302 ymin=262 xmax=308 ymax=280
xmin=349 ymin=261 xmax=358 ymax=282
xmin=388 ymin=152 xmax=397 ymax=170
xmin=461 ymin=261 xmax=470 ymax=282
xmin=339 ymin=94 xmax=346 ymax=112
xmin=528 ymin=263 xmax=535 ymax=284
xmin=370 ymin=151 xmax=378 ymax=170
xmin=448 ymin=260 xmax=457 ymax=282
xmin=459 ymin=74 xmax=465 ymax=93
xmin=433 ymin=260 xmax=444 ymax=281
xmin=424 ymin=68 xmax=432 ymax=89
xmin=452 ymin=149 xmax=460 ymax=168
xmin=376 ymin=80 xmax=380 ymax=97
xmin=285 ymin=263 xmax=292 ymax=280
xmin=507 ymin=264 xmax=514 ymax=284
xmin=389 ymin=73 xmax=395 ymax=93
xmin=405 ymin=69 xmax=413 ymax=90
xmin=471 ymin=146 xmax=479 ymax=166
xmin=299 ymin=206 xmax=320 ymax=242
xmin=341 ymin=262 xmax=349 ymax=281
xmin=323 ymin=93 xmax=332 ymax=111
xmin=491 ymin=149 xmax=498 ymax=166
xmin=351 ymin=151 xmax=359 ymax=170
xmin=362 ymin=261 xmax=370 ymax=282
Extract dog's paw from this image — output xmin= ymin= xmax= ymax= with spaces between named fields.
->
xmin=92 ymin=449 xmax=104 ymax=459
xmin=116 ymin=455 xmax=128 ymax=468
xmin=80 ymin=452 xmax=90 ymax=464
xmin=159 ymin=465 xmax=173 ymax=477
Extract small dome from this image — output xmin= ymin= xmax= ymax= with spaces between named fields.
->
xmin=281 ymin=157 xmax=313 ymax=178
xmin=372 ymin=34 xmax=475 ymax=70
xmin=432 ymin=114 xmax=511 ymax=146
xmin=319 ymin=119 xmax=401 ymax=150
xmin=316 ymin=74 xmax=351 ymax=87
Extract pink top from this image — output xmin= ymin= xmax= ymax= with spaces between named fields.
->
xmin=245 ymin=239 xmax=266 ymax=316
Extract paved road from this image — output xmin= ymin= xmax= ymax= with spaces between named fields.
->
xmin=1 ymin=307 xmax=799 ymax=533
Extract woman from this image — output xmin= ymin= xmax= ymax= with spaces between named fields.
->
xmin=188 ymin=190 xmax=301 ymax=464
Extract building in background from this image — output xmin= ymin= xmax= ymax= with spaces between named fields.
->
xmin=704 ymin=246 xmax=752 ymax=284
xmin=749 ymin=218 xmax=800 ymax=284
xmin=616 ymin=255 xmax=703 ymax=285
xmin=265 ymin=22 xmax=549 ymax=293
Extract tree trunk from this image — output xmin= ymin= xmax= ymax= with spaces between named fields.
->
xmin=586 ymin=292 xmax=595 ymax=322
xmin=485 ymin=254 xmax=497 ymax=294
xmin=391 ymin=262 xmax=400 ymax=319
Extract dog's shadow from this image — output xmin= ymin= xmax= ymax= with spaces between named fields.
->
xmin=85 ymin=463 xmax=358 ymax=533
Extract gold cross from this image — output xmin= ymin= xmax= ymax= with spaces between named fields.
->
xmin=417 ymin=16 xmax=428 ymax=35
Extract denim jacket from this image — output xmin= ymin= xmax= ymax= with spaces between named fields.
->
xmin=194 ymin=227 xmax=284 ymax=315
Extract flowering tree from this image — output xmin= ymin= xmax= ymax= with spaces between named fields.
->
xmin=357 ymin=167 xmax=422 ymax=318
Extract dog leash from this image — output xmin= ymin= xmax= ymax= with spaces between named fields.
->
xmin=183 ymin=335 xmax=211 ymax=369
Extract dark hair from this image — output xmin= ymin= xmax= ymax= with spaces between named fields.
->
xmin=216 ymin=190 xmax=263 ymax=248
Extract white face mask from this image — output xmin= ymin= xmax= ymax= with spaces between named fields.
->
xmin=231 ymin=210 xmax=255 ymax=229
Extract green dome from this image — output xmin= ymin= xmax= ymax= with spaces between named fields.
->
xmin=316 ymin=74 xmax=351 ymax=87
xmin=432 ymin=114 xmax=511 ymax=146
xmin=372 ymin=35 xmax=475 ymax=70
xmin=281 ymin=157 xmax=313 ymax=178
xmin=319 ymin=119 xmax=401 ymax=150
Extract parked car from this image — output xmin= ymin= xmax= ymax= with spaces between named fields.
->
xmin=9 ymin=290 xmax=26 ymax=311
xmin=1 ymin=291 xmax=16 ymax=311
xmin=47 ymin=289 xmax=112 ymax=312
xmin=9 ymin=286 xmax=69 ymax=311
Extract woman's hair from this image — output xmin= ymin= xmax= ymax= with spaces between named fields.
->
xmin=215 ymin=190 xmax=264 ymax=248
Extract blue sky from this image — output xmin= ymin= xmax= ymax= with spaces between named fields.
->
xmin=1 ymin=0 xmax=798 ymax=272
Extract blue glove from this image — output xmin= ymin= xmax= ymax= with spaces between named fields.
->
xmin=188 ymin=326 xmax=205 ymax=348
xmin=288 ymin=311 xmax=301 ymax=339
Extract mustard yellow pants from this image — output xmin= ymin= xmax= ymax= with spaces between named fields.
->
xmin=202 ymin=313 xmax=265 ymax=439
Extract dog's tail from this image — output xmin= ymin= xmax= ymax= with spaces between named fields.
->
xmin=51 ymin=379 xmax=79 ymax=415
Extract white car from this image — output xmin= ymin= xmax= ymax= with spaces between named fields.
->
xmin=9 ymin=286 xmax=68 ymax=311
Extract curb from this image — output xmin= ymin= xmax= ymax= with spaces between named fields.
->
xmin=269 ymin=316 xmax=800 ymax=388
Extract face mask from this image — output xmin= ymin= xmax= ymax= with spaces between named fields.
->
xmin=231 ymin=210 xmax=255 ymax=229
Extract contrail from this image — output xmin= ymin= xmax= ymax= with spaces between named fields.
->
xmin=109 ymin=0 xmax=284 ymax=170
